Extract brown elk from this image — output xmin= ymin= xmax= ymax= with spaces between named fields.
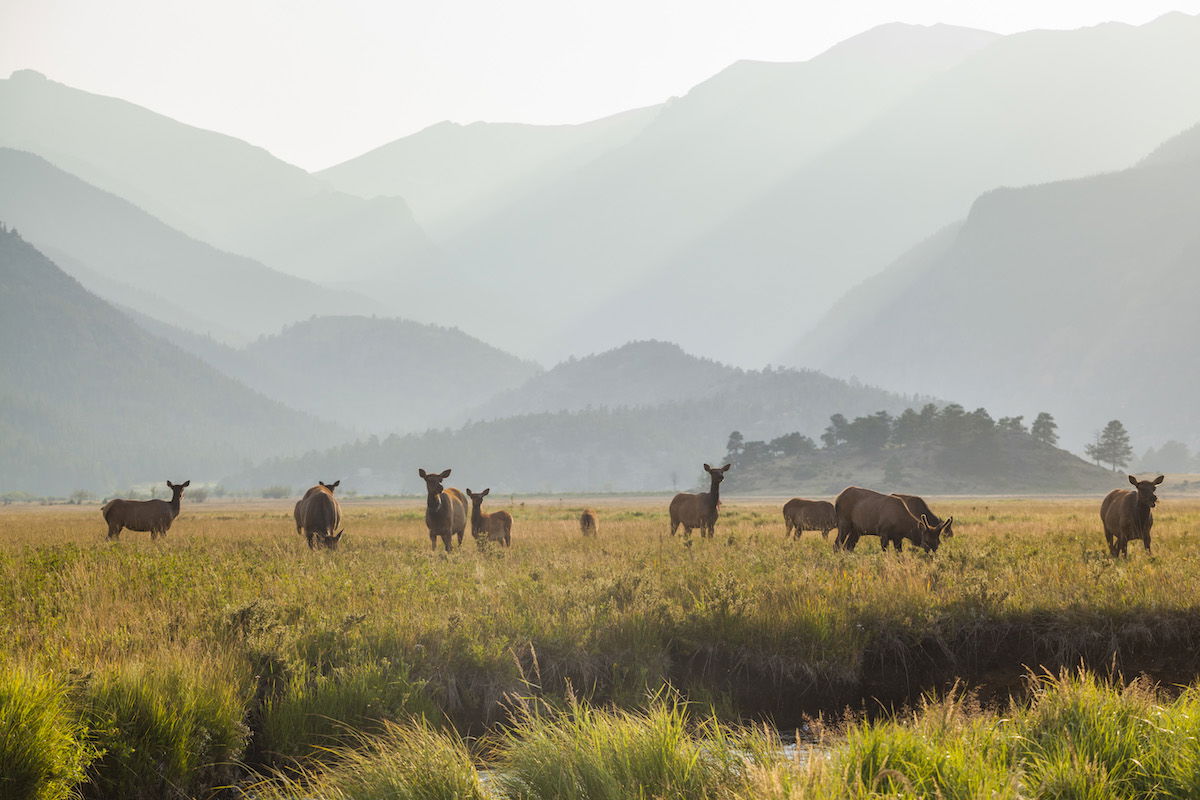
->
xmin=669 ymin=463 xmax=730 ymax=539
xmin=295 ymin=480 xmax=343 ymax=550
xmin=579 ymin=508 xmax=599 ymax=536
xmin=466 ymin=488 xmax=513 ymax=547
xmin=1101 ymin=474 xmax=1163 ymax=557
xmin=101 ymin=480 xmax=190 ymax=541
xmin=834 ymin=486 xmax=950 ymax=553
xmin=892 ymin=493 xmax=954 ymax=538
xmin=419 ymin=468 xmax=468 ymax=552
xmin=782 ymin=498 xmax=836 ymax=540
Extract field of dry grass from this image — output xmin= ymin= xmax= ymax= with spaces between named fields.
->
xmin=3 ymin=494 xmax=1200 ymax=797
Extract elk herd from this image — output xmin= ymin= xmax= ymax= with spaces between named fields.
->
xmin=97 ymin=466 xmax=1167 ymax=559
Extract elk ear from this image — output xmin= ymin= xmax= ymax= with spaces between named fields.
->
xmin=331 ymin=480 xmax=340 ymax=489
xmin=439 ymin=469 xmax=452 ymax=479
xmin=466 ymin=488 xmax=472 ymax=496
xmin=335 ymin=530 xmax=343 ymax=540
xmin=703 ymin=463 xmax=713 ymax=473
xmin=1128 ymin=475 xmax=1138 ymax=486
xmin=1154 ymin=475 xmax=1165 ymax=485
xmin=720 ymin=464 xmax=731 ymax=472
xmin=482 ymin=488 xmax=490 ymax=496
xmin=166 ymin=481 xmax=175 ymax=489
xmin=181 ymin=480 xmax=189 ymax=488
xmin=419 ymin=468 xmax=428 ymax=478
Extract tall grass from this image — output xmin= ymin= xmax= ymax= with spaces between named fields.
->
xmin=0 ymin=668 xmax=93 ymax=800
xmin=79 ymin=661 xmax=249 ymax=800
xmin=252 ymin=719 xmax=487 ymax=800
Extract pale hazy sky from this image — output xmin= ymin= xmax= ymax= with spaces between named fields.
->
xmin=4 ymin=0 xmax=1199 ymax=170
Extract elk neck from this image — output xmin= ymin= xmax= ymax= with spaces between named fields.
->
xmin=426 ymin=489 xmax=443 ymax=516
xmin=707 ymin=473 xmax=722 ymax=511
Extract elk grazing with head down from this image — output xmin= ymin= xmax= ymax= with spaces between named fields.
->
xmin=834 ymin=486 xmax=950 ymax=553
xmin=669 ymin=463 xmax=730 ymax=539
xmin=782 ymin=498 xmax=836 ymax=540
xmin=101 ymin=480 xmax=190 ymax=541
xmin=419 ymin=468 xmax=468 ymax=552
xmin=579 ymin=508 xmax=599 ymax=536
xmin=891 ymin=493 xmax=954 ymax=538
xmin=1101 ymin=474 xmax=1163 ymax=557
xmin=466 ymin=488 xmax=512 ymax=547
xmin=295 ymin=480 xmax=343 ymax=550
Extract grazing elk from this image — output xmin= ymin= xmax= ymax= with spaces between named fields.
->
xmin=892 ymin=493 xmax=954 ymax=538
xmin=834 ymin=486 xmax=950 ymax=553
xmin=579 ymin=508 xmax=599 ymax=536
xmin=669 ymin=463 xmax=730 ymax=539
xmin=466 ymin=488 xmax=513 ymax=547
xmin=295 ymin=480 xmax=343 ymax=550
xmin=419 ymin=468 xmax=468 ymax=552
xmin=101 ymin=480 xmax=190 ymax=541
xmin=1101 ymin=474 xmax=1163 ymax=557
xmin=782 ymin=498 xmax=836 ymax=540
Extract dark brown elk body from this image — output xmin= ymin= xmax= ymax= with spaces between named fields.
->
xmin=419 ymin=468 xmax=468 ymax=552
xmin=579 ymin=508 xmax=599 ymax=536
xmin=669 ymin=463 xmax=730 ymax=539
xmin=892 ymin=493 xmax=954 ymax=538
xmin=834 ymin=486 xmax=950 ymax=553
xmin=101 ymin=480 xmax=189 ymax=540
xmin=466 ymin=488 xmax=512 ymax=547
xmin=295 ymin=480 xmax=343 ymax=550
xmin=782 ymin=498 xmax=836 ymax=539
xmin=1101 ymin=474 xmax=1163 ymax=556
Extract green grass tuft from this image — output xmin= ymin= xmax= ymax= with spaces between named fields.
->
xmin=0 ymin=667 xmax=94 ymax=800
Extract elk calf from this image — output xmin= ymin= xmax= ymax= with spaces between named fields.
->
xmin=295 ymin=480 xmax=344 ymax=550
xmin=782 ymin=498 xmax=836 ymax=539
xmin=1101 ymin=474 xmax=1163 ymax=557
xmin=467 ymin=488 xmax=513 ymax=547
xmin=579 ymin=508 xmax=599 ymax=536
xmin=669 ymin=463 xmax=730 ymax=539
xmin=419 ymin=468 xmax=468 ymax=552
xmin=102 ymin=480 xmax=190 ymax=541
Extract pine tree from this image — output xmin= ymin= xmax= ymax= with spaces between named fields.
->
xmin=1085 ymin=420 xmax=1133 ymax=472
xmin=1031 ymin=412 xmax=1059 ymax=446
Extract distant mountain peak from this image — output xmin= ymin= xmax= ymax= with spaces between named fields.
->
xmin=9 ymin=69 xmax=48 ymax=82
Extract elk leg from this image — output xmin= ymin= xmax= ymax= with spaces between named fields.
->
xmin=893 ymin=537 xmax=903 ymax=553
xmin=1104 ymin=524 xmax=1116 ymax=556
xmin=455 ymin=530 xmax=464 ymax=548
xmin=844 ymin=531 xmax=861 ymax=551
xmin=1143 ymin=531 xmax=1152 ymax=553
xmin=442 ymin=534 xmax=453 ymax=553
xmin=429 ymin=534 xmax=438 ymax=551
xmin=669 ymin=520 xmax=679 ymax=536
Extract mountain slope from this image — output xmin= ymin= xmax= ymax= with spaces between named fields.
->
xmin=578 ymin=12 xmax=1200 ymax=365
xmin=0 ymin=227 xmax=347 ymax=495
xmin=0 ymin=148 xmax=385 ymax=341
xmin=319 ymin=107 xmax=658 ymax=236
xmin=433 ymin=23 xmax=999 ymax=361
xmin=0 ymin=69 xmax=436 ymax=285
xmin=229 ymin=354 xmax=925 ymax=494
xmin=786 ymin=122 xmax=1200 ymax=449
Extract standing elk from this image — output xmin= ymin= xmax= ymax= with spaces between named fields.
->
xmin=579 ymin=508 xmax=599 ymax=536
xmin=669 ymin=463 xmax=730 ymax=539
xmin=1101 ymin=474 xmax=1163 ymax=557
xmin=295 ymin=480 xmax=343 ymax=550
xmin=782 ymin=498 xmax=836 ymax=540
xmin=101 ymin=480 xmax=190 ymax=541
xmin=834 ymin=486 xmax=950 ymax=553
xmin=419 ymin=468 xmax=468 ymax=552
xmin=466 ymin=488 xmax=513 ymax=547
xmin=892 ymin=493 xmax=954 ymax=538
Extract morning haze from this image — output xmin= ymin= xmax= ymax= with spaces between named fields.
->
xmin=2 ymin=3 xmax=1199 ymax=496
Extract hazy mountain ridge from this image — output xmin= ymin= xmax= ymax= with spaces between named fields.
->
xmin=126 ymin=312 xmax=543 ymax=436
xmin=579 ymin=12 xmax=1200 ymax=365
xmin=786 ymin=121 xmax=1200 ymax=450
xmin=228 ymin=350 xmax=927 ymax=494
xmin=393 ymin=23 xmax=1000 ymax=360
xmin=0 ymin=228 xmax=347 ymax=495
xmin=0 ymin=148 xmax=385 ymax=341
xmin=320 ymin=106 xmax=659 ymax=236
xmin=0 ymin=69 xmax=437 ymax=286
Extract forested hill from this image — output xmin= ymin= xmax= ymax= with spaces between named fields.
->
xmin=227 ymin=365 xmax=926 ymax=495
xmin=0 ymin=227 xmax=346 ymax=495
xmin=730 ymin=405 xmax=1120 ymax=495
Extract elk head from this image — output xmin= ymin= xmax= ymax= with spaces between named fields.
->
xmin=1128 ymin=474 xmax=1164 ymax=508
xmin=703 ymin=463 xmax=731 ymax=484
xmin=319 ymin=480 xmax=341 ymax=492
xmin=418 ymin=468 xmax=452 ymax=495
xmin=166 ymin=480 xmax=190 ymax=498
xmin=919 ymin=514 xmax=952 ymax=553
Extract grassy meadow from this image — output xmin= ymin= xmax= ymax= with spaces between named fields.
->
xmin=3 ymin=495 xmax=1200 ymax=798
